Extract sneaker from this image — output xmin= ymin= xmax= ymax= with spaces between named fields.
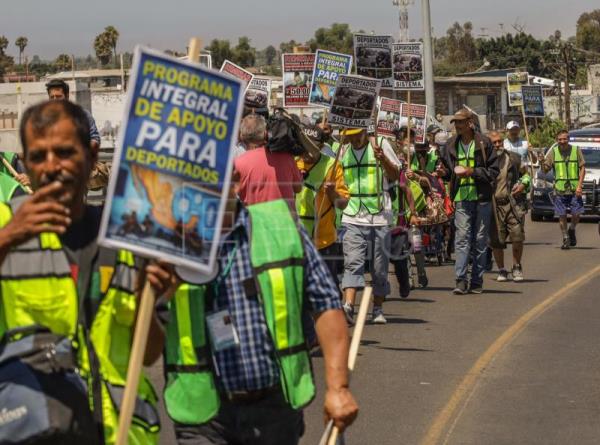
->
xmin=342 ymin=302 xmax=355 ymax=326
xmin=561 ymin=236 xmax=570 ymax=250
xmin=371 ymin=306 xmax=387 ymax=324
xmin=568 ymin=227 xmax=577 ymax=246
xmin=418 ymin=273 xmax=429 ymax=288
xmin=453 ymin=280 xmax=468 ymax=295
xmin=512 ymin=264 xmax=524 ymax=282
xmin=469 ymin=284 xmax=483 ymax=294
xmin=496 ymin=269 xmax=509 ymax=282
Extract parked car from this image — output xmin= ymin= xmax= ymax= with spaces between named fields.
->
xmin=531 ymin=128 xmax=600 ymax=221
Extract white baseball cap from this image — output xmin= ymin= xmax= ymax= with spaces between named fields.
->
xmin=506 ymin=121 xmax=520 ymax=130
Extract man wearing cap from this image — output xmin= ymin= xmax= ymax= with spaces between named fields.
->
xmin=296 ymin=124 xmax=349 ymax=289
xmin=488 ymin=131 xmax=530 ymax=282
xmin=439 ymin=108 xmax=499 ymax=294
xmin=504 ymin=121 xmax=535 ymax=166
xmin=339 ymin=128 xmax=400 ymax=324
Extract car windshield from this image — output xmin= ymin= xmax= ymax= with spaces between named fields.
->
xmin=579 ymin=146 xmax=600 ymax=168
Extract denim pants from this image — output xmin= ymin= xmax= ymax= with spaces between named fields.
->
xmin=454 ymin=201 xmax=492 ymax=286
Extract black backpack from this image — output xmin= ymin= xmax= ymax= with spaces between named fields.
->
xmin=266 ymin=109 xmax=305 ymax=156
xmin=0 ymin=326 xmax=101 ymax=445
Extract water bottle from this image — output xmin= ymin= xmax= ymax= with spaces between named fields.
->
xmin=411 ymin=225 xmax=422 ymax=253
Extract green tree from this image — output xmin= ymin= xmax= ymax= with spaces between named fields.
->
xmin=0 ymin=36 xmax=14 ymax=77
xmin=15 ymin=36 xmax=28 ymax=65
xmin=308 ymin=23 xmax=354 ymax=55
xmin=206 ymin=39 xmax=233 ymax=69
xmin=94 ymin=32 xmax=112 ymax=66
xmin=576 ymin=9 xmax=600 ymax=52
xmin=476 ymin=33 xmax=550 ymax=75
xmin=265 ymin=45 xmax=277 ymax=65
xmin=529 ymin=117 xmax=566 ymax=149
xmin=279 ymin=39 xmax=299 ymax=54
xmin=103 ymin=26 xmax=119 ymax=63
xmin=233 ymin=36 xmax=256 ymax=67
xmin=54 ymin=54 xmax=72 ymax=71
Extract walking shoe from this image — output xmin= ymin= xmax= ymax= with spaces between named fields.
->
xmin=496 ymin=269 xmax=509 ymax=282
xmin=469 ymin=284 xmax=483 ymax=294
xmin=371 ymin=306 xmax=387 ymax=324
xmin=512 ymin=264 xmax=524 ymax=282
xmin=568 ymin=227 xmax=577 ymax=246
xmin=453 ymin=280 xmax=468 ymax=295
xmin=561 ymin=236 xmax=570 ymax=250
xmin=342 ymin=302 xmax=355 ymax=326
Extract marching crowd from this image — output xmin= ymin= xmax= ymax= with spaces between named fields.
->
xmin=0 ymin=79 xmax=587 ymax=445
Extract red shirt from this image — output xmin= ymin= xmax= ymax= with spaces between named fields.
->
xmin=234 ymin=147 xmax=302 ymax=207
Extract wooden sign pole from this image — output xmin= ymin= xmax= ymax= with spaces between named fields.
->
xmin=520 ymin=105 xmax=535 ymax=179
xmin=405 ymin=91 xmax=412 ymax=168
xmin=1 ymin=157 xmax=32 ymax=194
xmin=323 ymin=286 xmax=373 ymax=445
xmin=114 ymin=37 xmax=202 ymax=445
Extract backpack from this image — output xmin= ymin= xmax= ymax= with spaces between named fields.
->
xmin=0 ymin=326 xmax=101 ymax=445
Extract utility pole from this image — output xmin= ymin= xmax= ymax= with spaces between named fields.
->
xmin=421 ymin=0 xmax=435 ymax=116
xmin=392 ymin=0 xmax=413 ymax=42
xmin=562 ymin=44 xmax=572 ymax=129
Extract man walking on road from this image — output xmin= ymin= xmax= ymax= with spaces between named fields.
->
xmin=439 ymin=109 xmax=499 ymax=294
xmin=339 ymin=128 xmax=400 ymax=324
xmin=504 ymin=121 xmax=535 ymax=166
xmin=540 ymin=130 xmax=586 ymax=249
xmin=488 ymin=131 xmax=530 ymax=282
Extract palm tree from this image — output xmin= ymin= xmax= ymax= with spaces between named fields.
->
xmin=103 ymin=26 xmax=119 ymax=64
xmin=94 ymin=33 xmax=112 ymax=66
xmin=0 ymin=36 xmax=8 ymax=54
xmin=54 ymin=54 xmax=72 ymax=71
xmin=15 ymin=36 xmax=28 ymax=65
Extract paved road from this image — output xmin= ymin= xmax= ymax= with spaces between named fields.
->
xmin=149 ymin=217 xmax=600 ymax=445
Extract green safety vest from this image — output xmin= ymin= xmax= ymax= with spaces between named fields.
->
xmin=0 ymin=171 xmax=22 ymax=202
xmin=341 ymin=139 xmax=384 ymax=216
xmin=410 ymin=150 xmax=438 ymax=174
xmin=296 ymin=155 xmax=337 ymax=237
xmin=164 ymin=199 xmax=315 ymax=425
xmin=454 ymin=140 xmax=477 ymax=202
xmin=553 ymin=145 xmax=579 ymax=192
xmin=0 ymin=152 xmax=17 ymax=177
xmin=0 ymin=199 xmax=160 ymax=445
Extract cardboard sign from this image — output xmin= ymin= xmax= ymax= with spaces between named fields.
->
xmin=376 ymin=97 xmax=402 ymax=137
xmin=507 ymin=71 xmax=529 ymax=107
xmin=99 ymin=46 xmax=245 ymax=273
xmin=308 ymin=49 xmax=353 ymax=108
xmin=353 ymin=34 xmax=393 ymax=89
xmin=282 ymin=53 xmax=315 ymax=107
xmin=220 ymin=60 xmax=254 ymax=92
xmin=245 ymin=77 xmax=271 ymax=108
xmin=392 ymin=43 xmax=424 ymax=90
xmin=521 ymin=84 xmax=545 ymax=117
xmin=329 ymin=75 xmax=382 ymax=128
xmin=400 ymin=103 xmax=427 ymax=144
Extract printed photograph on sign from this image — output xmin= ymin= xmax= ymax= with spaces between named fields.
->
xmin=353 ymin=34 xmax=393 ymax=88
xmin=392 ymin=43 xmax=424 ymax=90
xmin=282 ymin=53 xmax=315 ymax=107
xmin=308 ymin=49 xmax=353 ymax=108
xmin=220 ymin=60 xmax=254 ymax=92
xmin=507 ymin=71 xmax=529 ymax=107
xmin=329 ymin=75 xmax=382 ymax=128
xmin=521 ymin=85 xmax=545 ymax=117
xmin=99 ymin=46 xmax=245 ymax=273
xmin=399 ymin=103 xmax=428 ymax=144
xmin=376 ymin=97 xmax=402 ymax=137
xmin=245 ymin=77 xmax=271 ymax=109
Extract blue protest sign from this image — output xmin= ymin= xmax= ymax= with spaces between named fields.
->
xmin=99 ymin=46 xmax=244 ymax=273
xmin=308 ymin=49 xmax=353 ymax=108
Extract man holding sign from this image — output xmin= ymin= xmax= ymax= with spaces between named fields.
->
xmin=0 ymin=100 xmax=176 ymax=444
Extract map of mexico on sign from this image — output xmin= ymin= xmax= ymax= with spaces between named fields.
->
xmin=308 ymin=49 xmax=353 ymax=108
xmin=99 ymin=46 xmax=245 ymax=274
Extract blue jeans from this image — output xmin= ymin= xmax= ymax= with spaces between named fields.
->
xmin=454 ymin=201 xmax=492 ymax=287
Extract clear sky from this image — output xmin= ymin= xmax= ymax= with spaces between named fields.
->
xmin=1 ymin=0 xmax=597 ymax=59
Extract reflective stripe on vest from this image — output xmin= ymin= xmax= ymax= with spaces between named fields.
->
xmin=163 ymin=284 xmax=219 ymax=425
xmin=0 ymin=200 xmax=160 ymax=443
xmin=296 ymin=155 xmax=336 ymax=237
xmin=410 ymin=150 xmax=438 ymax=174
xmin=454 ymin=140 xmax=477 ymax=202
xmin=553 ymin=145 xmax=579 ymax=192
xmin=341 ymin=139 xmax=384 ymax=216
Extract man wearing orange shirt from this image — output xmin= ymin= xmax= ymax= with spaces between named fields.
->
xmin=296 ymin=125 xmax=349 ymax=290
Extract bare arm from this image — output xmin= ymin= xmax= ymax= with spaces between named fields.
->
xmin=315 ymin=308 xmax=358 ymax=432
